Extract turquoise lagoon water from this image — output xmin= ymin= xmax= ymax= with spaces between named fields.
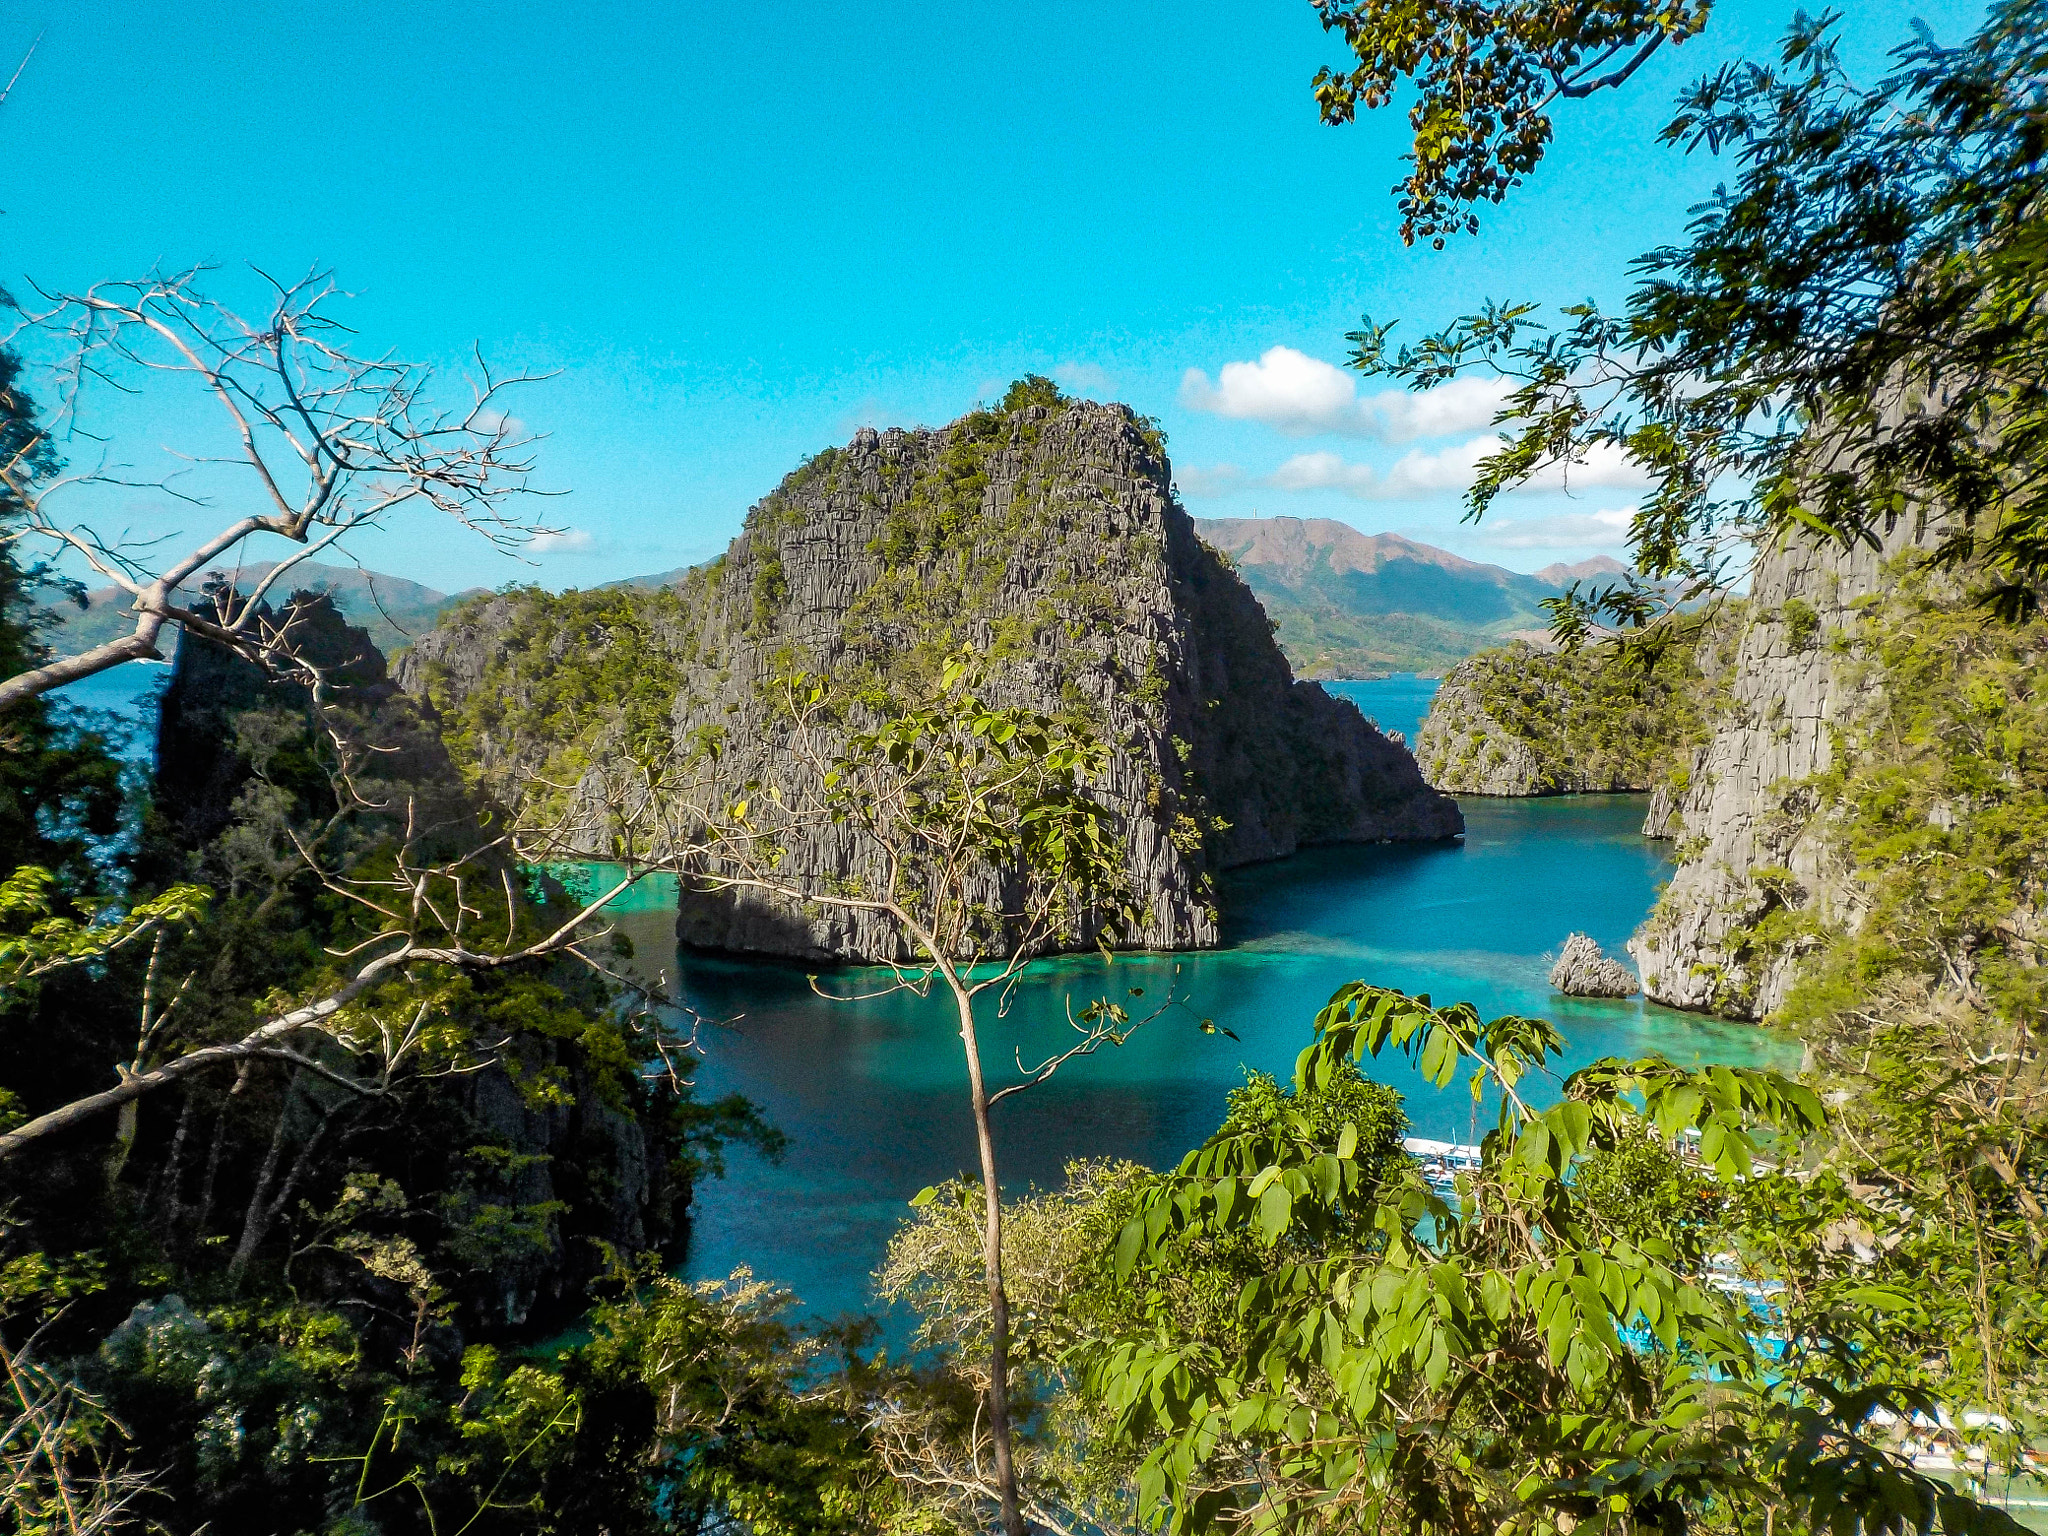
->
xmin=1325 ymin=674 xmax=1440 ymax=745
xmin=592 ymin=678 xmax=1795 ymax=1321
xmin=50 ymin=659 xmax=168 ymax=762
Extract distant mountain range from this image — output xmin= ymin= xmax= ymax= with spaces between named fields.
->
xmin=44 ymin=562 xmax=486 ymax=662
xmin=1193 ymin=517 xmax=1628 ymax=677
xmin=41 ymin=522 xmax=1622 ymax=680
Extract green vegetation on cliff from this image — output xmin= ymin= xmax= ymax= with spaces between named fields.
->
xmin=411 ymin=581 xmax=703 ymax=818
xmin=401 ymin=385 xmax=1457 ymax=964
xmin=1667 ymin=564 xmax=2048 ymax=1033
xmin=3 ymin=569 xmax=804 ymax=1530
xmin=1413 ymin=621 xmax=1733 ymax=796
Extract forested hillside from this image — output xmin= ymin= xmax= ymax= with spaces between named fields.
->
xmin=1194 ymin=515 xmax=1626 ymax=675
xmin=1410 ymin=617 xmax=1736 ymax=799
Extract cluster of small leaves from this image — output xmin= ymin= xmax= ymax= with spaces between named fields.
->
xmin=879 ymin=1068 xmax=1407 ymax=1535
xmin=1350 ymin=1 xmax=2048 ymax=631
xmin=1309 ymin=0 xmax=1711 ymax=246
xmin=0 ymin=863 xmax=210 ymax=999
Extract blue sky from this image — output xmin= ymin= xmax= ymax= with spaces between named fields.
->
xmin=3 ymin=0 xmax=1987 ymax=592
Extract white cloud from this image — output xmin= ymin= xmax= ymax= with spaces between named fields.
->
xmin=1262 ymin=451 xmax=1375 ymax=494
xmin=1517 ymin=439 xmax=1652 ymax=493
xmin=1371 ymin=376 xmax=1515 ymax=442
xmin=1470 ymin=507 xmax=1636 ymax=550
xmin=1053 ymin=360 xmax=1114 ymax=396
xmin=1179 ymin=346 xmax=1510 ymax=441
xmin=472 ymin=407 xmax=530 ymax=438
xmin=1263 ymin=437 xmax=1495 ymax=498
xmin=1182 ymin=347 xmax=1359 ymax=435
xmin=1177 ymin=432 xmax=1652 ymax=505
xmin=528 ymin=527 xmax=597 ymax=555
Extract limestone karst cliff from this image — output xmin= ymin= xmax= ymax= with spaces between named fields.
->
xmin=152 ymin=589 xmax=689 ymax=1330
xmin=1412 ymin=633 xmax=1728 ymax=799
xmin=1629 ymin=514 xmax=1940 ymax=1017
xmin=400 ymin=389 xmax=1462 ymax=962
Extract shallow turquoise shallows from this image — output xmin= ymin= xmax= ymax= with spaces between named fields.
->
xmin=592 ymin=678 xmax=1796 ymax=1321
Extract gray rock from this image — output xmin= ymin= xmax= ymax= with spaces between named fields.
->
xmin=1549 ymin=933 xmax=1641 ymax=997
xmin=1411 ymin=642 xmax=1661 ymax=797
xmin=1628 ymin=508 xmax=1933 ymax=1017
xmin=1412 ymin=655 xmax=1562 ymax=795
xmin=402 ymin=398 xmax=1463 ymax=963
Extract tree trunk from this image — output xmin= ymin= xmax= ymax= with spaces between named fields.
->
xmin=150 ymin=1090 xmax=196 ymax=1234
xmin=232 ymin=1092 xmax=339 ymax=1285
xmin=194 ymin=1101 xmax=229 ymax=1236
xmin=104 ymin=1096 xmax=140 ymax=1190
xmin=949 ymin=975 xmax=1026 ymax=1536
xmin=229 ymin=1080 xmax=294 ymax=1281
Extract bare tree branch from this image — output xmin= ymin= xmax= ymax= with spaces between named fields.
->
xmin=0 ymin=266 xmax=559 ymax=712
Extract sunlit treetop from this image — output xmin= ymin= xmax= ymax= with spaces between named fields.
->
xmin=1345 ymin=1 xmax=2048 ymax=629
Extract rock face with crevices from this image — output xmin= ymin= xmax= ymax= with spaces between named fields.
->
xmin=1412 ymin=632 xmax=1731 ymax=801
xmin=1549 ymin=933 xmax=1641 ymax=998
xmin=1629 ymin=512 xmax=1935 ymax=1017
xmin=402 ymin=395 xmax=1463 ymax=962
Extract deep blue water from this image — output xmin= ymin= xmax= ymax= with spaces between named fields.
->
xmin=48 ymin=660 xmax=168 ymax=762
xmin=595 ymin=678 xmax=1795 ymax=1320
xmin=1325 ymin=674 xmax=1439 ymax=745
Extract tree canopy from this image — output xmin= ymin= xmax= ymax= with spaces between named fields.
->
xmin=1344 ymin=1 xmax=2048 ymax=625
xmin=1309 ymin=0 xmax=1713 ymax=246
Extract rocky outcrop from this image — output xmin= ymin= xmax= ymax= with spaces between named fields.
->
xmin=1411 ymin=639 xmax=1712 ymax=797
xmin=1412 ymin=646 xmax=1585 ymax=795
xmin=402 ymin=395 xmax=1462 ymax=962
xmin=1549 ymin=933 xmax=1640 ymax=997
xmin=154 ymin=583 xmax=465 ymax=854
xmin=1629 ymin=512 xmax=1934 ymax=1017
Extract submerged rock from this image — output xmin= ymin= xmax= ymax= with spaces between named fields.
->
xmin=1549 ymin=933 xmax=1641 ymax=998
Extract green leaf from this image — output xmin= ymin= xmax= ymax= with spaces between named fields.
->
xmin=1256 ymin=1184 xmax=1292 ymax=1244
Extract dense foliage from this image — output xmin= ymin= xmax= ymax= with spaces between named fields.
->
xmin=413 ymin=581 xmax=702 ymax=819
xmin=1413 ymin=624 xmax=1731 ymax=795
xmin=1309 ymin=0 xmax=1712 ymax=246
xmin=0 ymin=527 xmax=804 ymax=1528
xmin=869 ymin=982 xmax=2036 ymax=1536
